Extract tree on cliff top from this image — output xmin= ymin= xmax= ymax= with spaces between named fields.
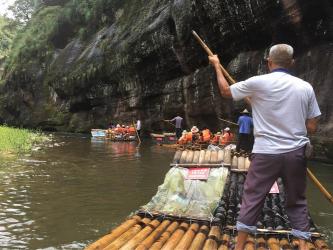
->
xmin=8 ymin=0 xmax=41 ymax=25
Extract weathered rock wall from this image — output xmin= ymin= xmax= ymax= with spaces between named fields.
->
xmin=0 ymin=0 xmax=332 ymax=146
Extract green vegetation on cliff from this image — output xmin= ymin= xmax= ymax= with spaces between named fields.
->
xmin=0 ymin=16 xmax=18 ymax=78
xmin=4 ymin=0 xmax=122 ymax=74
xmin=0 ymin=125 xmax=47 ymax=154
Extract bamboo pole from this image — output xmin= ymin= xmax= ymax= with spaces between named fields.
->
xmin=314 ymin=239 xmax=330 ymax=249
xmin=192 ymin=31 xmax=235 ymax=84
xmin=174 ymin=223 xmax=200 ymax=250
xmin=307 ymin=242 xmax=317 ymax=250
xmin=203 ymin=226 xmax=221 ymax=250
xmin=256 ymin=237 xmax=266 ymax=250
xmin=279 ymin=238 xmax=292 ymax=250
xmin=188 ymin=225 xmax=209 ymax=250
xmin=160 ymin=222 xmax=189 ymax=250
xmin=307 ymin=168 xmax=333 ymax=204
xmin=244 ymin=235 xmax=255 ymax=250
xmin=119 ymin=219 xmax=161 ymax=250
xmin=135 ymin=220 xmax=171 ymax=250
xmin=104 ymin=217 xmax=151 ymax=250
xmin=267 ymin=237 xmax=280 ymax=250
xmin=217 ymin=233 xmax=230 ymax=250
xmin=150 ymin=221 xmax=179 ymax=250
xmin=85 ymin=215 xmax=142 ymax=250
xmin=218 ymin=117 xmax=239 ymax=126
xmin=192 ymin=30 xmax=251 ymax=105
xmin=163 ymin=120 xmax=176 ymax=128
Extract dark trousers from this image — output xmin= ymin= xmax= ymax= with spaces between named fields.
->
xmin=238 ymin=146 xmax=309 ymax=232
xmin=175 ymin=128 xmax=182 ymax=139
xmin=236 ymin=133 xmax=252 ymax=152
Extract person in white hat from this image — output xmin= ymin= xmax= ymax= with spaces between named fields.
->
xmin=191 ymin=126 xmax=199 ymax=133
xmin=209 ymin=44 xmax=321 ymax=249
xmin=220 ymin=127 xmax=234 ymax=145
xmin=191 ymin=126 xmax=200 ymax=142
xmin=237 ymin=109 xmax=253 ymax=152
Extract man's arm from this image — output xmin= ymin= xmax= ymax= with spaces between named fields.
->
xmin=306 ymin=117 xmax=319 ymax=134
xmin=208 ymin=55 xmax=251 ymax=105
xmin=208 ymin=55 xmax=232 ymax=98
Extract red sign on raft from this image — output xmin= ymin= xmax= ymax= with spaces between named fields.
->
xmin=186 ymin=168 xmax=210 ymax=180
xmin=156 ymin=137 xmax=163 ymax=141
xmin=269 ymin=181 xmax=280 ymax=194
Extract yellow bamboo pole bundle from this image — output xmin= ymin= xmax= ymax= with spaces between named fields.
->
xmin=104 ymin=218 xmax=151 ymax=250
xmin=119 ymin=219 xmax=161 ymax=250
xmin=150 ymin=221 xmax=179 ymax=250
xmin=203 ymin=226 xmax=221 ymax=250
xmin=314 ymin=238 xmax=330 ymax=249
xmin=180 ymin=150 xmax=188 ymax=164
xmin=198 ymin=150 xmax=206 ymax=164
xmin=173 ymin=151 xmax=182 ymax=163
xmin=188 ymin=225 xmax=209 ymax=250
xmin=244 ymin=235 xmax=255 ymax=250
xmin=192 ymin=150 xmax=201 ymax=164
xmin=210 ymin=151 xmax=218 ymax=164
xmin=217 ymin=233 xmax=230 ymax=250
xmin=174 ymin=223 xmax=200 ymax=250
xmin=135 ymin=220 xmax=171 ymax=250
xmin=204 ymin=150 xmax=211 ymax=164
xmin=256 ymin=236 xmax=266 ymax=250
xmin=160 ymin=222 xmax=189 ymax=250
xmin=85 ymin=215 xmax=142 ymax=250
xmin=267 ymin=237 xmax=280 ymax=250
xmin=279 ymin=238 xmax=292 ymax=250
xmin=185 ymin=150 xmax=194 ymax=163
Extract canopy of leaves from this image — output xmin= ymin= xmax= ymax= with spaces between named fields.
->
xmin=0 ymin=16 xmax=16 ymax=61
xmin=8 ymin=0 xmax=41 ymax=25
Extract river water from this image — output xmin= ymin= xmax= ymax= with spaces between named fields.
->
xmin=0 ymin=134 xmax=332 ymax=249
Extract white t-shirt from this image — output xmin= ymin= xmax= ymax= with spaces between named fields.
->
xmin=230 ymin=71 xmax=321 ymax=154
xmin=136 ymin=120 xmax=141 ymax=130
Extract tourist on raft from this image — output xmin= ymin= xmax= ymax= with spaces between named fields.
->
xmin=190 ymin=126 xmax=200 ymax=142
xmin=236 ymin=109 xmax=253 ymax=152
xmin=165 ymin=115 xmax=183 ymax=139
xmin=220 ymin=127 xmax=234 ymax=145
xmin=209 ymin=44 xmax=321 ymax=250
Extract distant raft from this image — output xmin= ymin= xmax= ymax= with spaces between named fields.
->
xmin=91 ymin=129 xmax=137 ymax=141
xmin=150 ymin=133 xmax=178 ymax=146
xmin=86 ymin=147 xmax=329 ymax=250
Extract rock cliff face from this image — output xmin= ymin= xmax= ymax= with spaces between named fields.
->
xmin=0 ymin=0 xmax=332 ymax=154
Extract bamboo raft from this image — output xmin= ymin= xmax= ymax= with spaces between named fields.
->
xmin=151 ymin=133 xmax=210 ymax=150
xmin=86 ymin=148 xmax=330 ymax=250
xmin=91 ymin=129 xmax=137 ymax=142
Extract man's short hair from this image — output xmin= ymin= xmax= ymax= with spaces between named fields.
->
xmin=268 ymin=44 xmax=294 ymax=68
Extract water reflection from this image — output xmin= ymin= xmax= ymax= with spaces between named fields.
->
xmin=0 ymin=135 xmax=331 ymax=249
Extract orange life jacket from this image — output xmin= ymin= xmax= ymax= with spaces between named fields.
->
xmin=221 ymin=132 xmax=234 ymax=145
xmin=211 ymin=134 xmax=220 ymax=144
xmin=129 ymin=126 xmax=136 ymax=134
xmin=202 ymin=129 xmax=211 ymax=142
xmin=186 ymin=132 xmax=193 ymax=142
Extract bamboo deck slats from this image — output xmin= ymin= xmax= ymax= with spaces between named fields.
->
xmin=86 ymin=215 xmax=329 ymax=250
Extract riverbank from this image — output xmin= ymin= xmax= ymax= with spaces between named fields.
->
xmin=0 ymin=125 xmax=48 ymax=155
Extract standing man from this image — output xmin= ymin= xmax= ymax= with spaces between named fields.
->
xmin=165 ymin=115 xmax=183 ymax=139
xmin=237 ymin=109 xmax=253 ymax=152
xmin=136 ymin=119 xmax=141 ymax=136
xmin=209 ymin=44 xmax=321 ymax=250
